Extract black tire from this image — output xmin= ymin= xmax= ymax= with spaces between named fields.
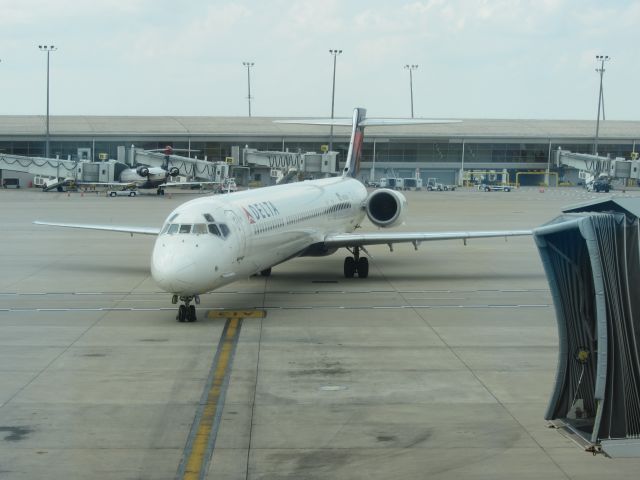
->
xmin=260 ymin=267 xmax=272 ymax=277
xmin=344 ymin=257 xmax=356 ymax=278
xmin=504 ymin=187 xmax=511 ymax=192
xmin=357 ymin=257 xmax=369 ymax=278
xmin=129 ymin=191 xmax=136 ymax=197
xmin=177 ymin=305 xmax=187 ymax=322
xmin=484 ymin=186 xmax=490 ymax=192
xmin=109 ymin=191 xmax=116 ymax=197
xmin=188 ymin=305 xmax=197 ymax=322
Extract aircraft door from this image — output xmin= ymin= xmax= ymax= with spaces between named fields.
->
xmin=225 ymin=209 xmax=247 ymax=261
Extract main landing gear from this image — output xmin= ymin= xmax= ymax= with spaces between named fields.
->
xmin=344 ymin=246 xmax=369 ymax=278
xmin=172 ymin=295 xmax=200 ymax=322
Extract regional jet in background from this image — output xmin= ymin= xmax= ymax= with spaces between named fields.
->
xmin=35 ymin=108 xmax=532 ymax=322
xmin=42 ymin=164 xmax=181 ymax=194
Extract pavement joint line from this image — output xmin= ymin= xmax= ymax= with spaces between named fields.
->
xmin=0 ymin=288 xmax=550 ymax=297
xmin=176 ymin=316 xmax=243 ymax=480
xmin=0 ymin=305 xmax=551 ymax=313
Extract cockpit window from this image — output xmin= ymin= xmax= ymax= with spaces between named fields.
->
xmin=161 ymin=222 xmax=228 ymax=238
xmin=168 ymin=213 xmax=179 ymax=223
xmin=208 ymin=224 xmax=221 ymax=236
xmin=193 ymin=223 xmax=207 ymax=234
xmin=204 ymin=213 xmax=215 ymax=222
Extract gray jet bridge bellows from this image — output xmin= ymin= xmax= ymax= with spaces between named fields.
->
xmin=534 ymin=197 xmax=640 ymax=457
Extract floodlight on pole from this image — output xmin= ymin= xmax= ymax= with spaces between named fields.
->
xmin=404 ymin=64 xmax=418 ymax=118
xmin=39 ymin=45 xmax=57 ymax=158
xmin=242 ymin=61 xmax=255 ymax=117
xmin=594 ymin=55 xmax=609 ymax=156
xmin=328 ymin=49 xmax=342 ymax=154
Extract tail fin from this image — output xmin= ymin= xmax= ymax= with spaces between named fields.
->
xmin=343 ymin=108 xmax=366 ymax=178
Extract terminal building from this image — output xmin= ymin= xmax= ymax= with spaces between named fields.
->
xmin=1 ymin=115 xmax=639 ymax=186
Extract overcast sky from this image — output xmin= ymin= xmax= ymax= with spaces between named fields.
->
xmin=1 ymin=0 xmax=639 ymax=120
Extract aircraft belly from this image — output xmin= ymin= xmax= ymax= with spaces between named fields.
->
xmin=245 ymin=230 xmax=314 ymax=272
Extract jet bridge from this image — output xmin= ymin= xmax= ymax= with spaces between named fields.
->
xmin=0 ymin=153 xmax=80 ymax=180
xmin=242 ymin=148 xmax=338 ymax=184
xmin=555 ymin=149 xmax=640 ymax=184
xmin=534 ymin=198 xmax=640 ymax=457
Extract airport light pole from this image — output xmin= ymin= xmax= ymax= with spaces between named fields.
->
xmin=328 ymin=49 xmax=342 ymax=153
xmin=243 ymin=61 xmax=254 ymax=117
xmin=594 ymin=55 xmax=609 ymax=155
xmin=404 ymin=64 xmax=418 ymax=118
xmin=39 ymin=45 xmax=57 ymax=158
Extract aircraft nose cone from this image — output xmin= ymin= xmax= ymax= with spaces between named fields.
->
xmin=151 ymin=248 xmax=195 ymax=294
xmin=151 ymin=237 xmax=220 ymax=295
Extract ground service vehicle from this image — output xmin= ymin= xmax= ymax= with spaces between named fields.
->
xmin=108 ymin=189 xmax=138 ymax=197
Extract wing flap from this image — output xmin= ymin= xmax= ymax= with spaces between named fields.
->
xmin=324 ymin=230 xmax=532 ymax=247
xmin=34 ymin=221 xmax=160 ymax=236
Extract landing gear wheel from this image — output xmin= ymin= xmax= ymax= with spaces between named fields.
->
xmin=344 ymin=257 xmax=356 ymax=278
xmin=187 ymin=305 xmax=197 ymax=322
xmin=177 ymin=305 xmax=187 ymax=322
xmin=260 ymin=267 xmax=272 ymax=277
xmin=357 ymin=257 xmax=369 ymax=278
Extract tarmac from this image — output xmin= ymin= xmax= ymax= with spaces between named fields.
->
xmin=2 ymin=186 xmax=640 ymax=479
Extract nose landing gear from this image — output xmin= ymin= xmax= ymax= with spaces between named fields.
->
xmin=343 ymin=246 xmax=369 ymax=278
xmin=172 ymin=294 xmax=200 ymax=322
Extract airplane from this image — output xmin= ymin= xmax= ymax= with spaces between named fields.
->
xmin=41 ymin=164 xmax=181 ymax=193
xmin=74 ymin=164 xmax=224 ymax=195
xmin=35 ymin=108 xmax=532 ymax=322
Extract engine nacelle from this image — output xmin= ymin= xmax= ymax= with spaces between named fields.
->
xmin=136 ymin=166 xmax=150 ymax=177
xmin=168 ymin=167 xmax=179 ymax=177
xmin=365 ymin=188 xmax=407 ymax=228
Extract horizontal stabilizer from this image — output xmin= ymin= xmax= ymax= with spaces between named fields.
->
xmin=275 ymin=118 xmax=460 ymax=127
xmin=274 ymin=118 xmax=353 ymax=126
xmin=361 ymin=118 xmax=461 ymax=126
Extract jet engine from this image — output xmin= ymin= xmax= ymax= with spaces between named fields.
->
xmin=136 ymin=166 xmax=150 ymax=177
xmin=364 ymin=188 xmax=407 ymax=228
xmin=168 ymin=167 xmax=179 ymax=177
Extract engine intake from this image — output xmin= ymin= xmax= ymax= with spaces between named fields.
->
xmin=168 ymin=167 xmax=179 ymax=177
xmin=136 ymin=166 xmax=150 ymax=177
xmin=365 ymin=188 xmax=406 ymax=228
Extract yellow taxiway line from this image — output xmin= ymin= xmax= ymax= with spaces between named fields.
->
xmin=178 ymin=309 xmax=265 ymax=480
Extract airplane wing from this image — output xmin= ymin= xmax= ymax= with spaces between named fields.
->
xmin=323 ymin=229 xmax=532 ymax=248
xmin=160 ymin=181 xmax=220 ymax=187
xmin=76 ymin=181 xmax=137 ymax=189
xmin=33 ymin=221 xmax=160 ymax=236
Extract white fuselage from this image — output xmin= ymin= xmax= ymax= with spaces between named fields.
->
xmin=151 ymin=177 xmax=368 ymax=295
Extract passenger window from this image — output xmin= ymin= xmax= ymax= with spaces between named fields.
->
xmin=208 ymin=224 xmax=221 ymax=236
xmin=219 ymin=223 xmax=231 ymax=238
xmin=167 ymin=224 xmax=179 ymax=235
xmin=179 ymin=224 xmax=192 ymax=234
xmin=193 ymin=223 xmax=207 ymax=235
